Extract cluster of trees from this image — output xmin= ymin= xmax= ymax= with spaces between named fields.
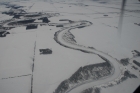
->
xmin=2 ymin=9 xmax=25 ymax=16
xmin=120 ymin=58 xmax=129 ymax=66
xmin=42 ymin=17 xmax=50 ymax=23
xmin=133 ymin=60 xmax=140 ymax=67
xmin=134 ymin=23 xmax=140 ymax=26
xmin=81 ymin=87 xmax=101 ymax=93
xmin=38 ymin=17 xmax=50 ymax=23
xmin=0 ymin=31 xmax=10 ymax=37
xmin=2 ymin=11 xmax=14 ymax=15
xmin=134 ymin=50 xmax=140 ymax=56
xmin=25 ymin=14 xmax=40 ymax=17
xmin=115 ymin=70 xmax=137 ymax=85
xmin=81 ymin=88 xmax=93 ymax=93
xmin=26 ymin=24 xmax=38 ymax=30
xmin=13 ymin=15 xmax=21 ymax=19
xmin=69 ymin=61 xmax=111 ymax=84
xmin=54 ymin=61 xmax=112 ymax=93
xmin=40 ymin=49 xmax=52 ymax=54
xmin=62 ymin=32 xmax=76 ymax=44
xmin=8 ymin=19 xmax=35 ymax=25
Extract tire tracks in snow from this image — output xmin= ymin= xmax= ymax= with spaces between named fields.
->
xmin=31 ymin=33 xmax=37 ymax=93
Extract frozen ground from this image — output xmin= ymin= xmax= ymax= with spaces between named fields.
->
xmin=0 ymin=0 xmax=140 ymax=93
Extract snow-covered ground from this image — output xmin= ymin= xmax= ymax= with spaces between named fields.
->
xmin=0 ymin=0 xmax=140 ymax=93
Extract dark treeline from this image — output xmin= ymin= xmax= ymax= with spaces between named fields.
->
xmin=54 ymin=60 xmax=112 ymax=93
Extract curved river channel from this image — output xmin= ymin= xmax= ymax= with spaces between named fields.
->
xmin=53 ymin=20 xmax=121 ymax=93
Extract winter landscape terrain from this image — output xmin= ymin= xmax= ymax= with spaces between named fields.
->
xmin=0 ymin=0 xmax=140 ymax=93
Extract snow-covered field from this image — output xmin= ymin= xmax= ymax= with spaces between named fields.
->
xmin=0 ymin=0 xmax=140 ymax=93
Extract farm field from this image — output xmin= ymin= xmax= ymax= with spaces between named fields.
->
xmin=0 ymin=0 xmax=140 ymax=93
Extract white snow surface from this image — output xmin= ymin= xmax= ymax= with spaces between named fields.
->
xmin=0 ymin=0 xmax=140 ymax=93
